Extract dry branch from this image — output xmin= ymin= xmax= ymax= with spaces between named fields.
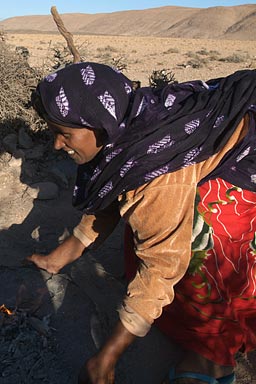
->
xmin=0 ymin=40 xmax=44 ymax=140
xmin=50 ymin=6 xmax=81 ymax=63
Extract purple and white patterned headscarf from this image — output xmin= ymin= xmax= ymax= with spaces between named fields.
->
xmin=33 ymin=63 xmax=256 ymax=213
xmin=33 ymin=62 xmax=133 ymax=142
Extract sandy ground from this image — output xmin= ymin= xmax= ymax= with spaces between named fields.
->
xmin=0 ymin=33 xmax=256 ymax=383
xmin=7 ymin=33 xmax=256 ymax=85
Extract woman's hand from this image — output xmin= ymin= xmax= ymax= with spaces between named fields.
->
xmin=78 ymin=321 xmax=136 ymax=384
xmin=25 ymin=235 xmax=85 ymax=274
xmin=78 ymin=354 xmax=115 ymax=384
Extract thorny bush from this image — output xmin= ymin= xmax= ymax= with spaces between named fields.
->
xmin=149 ymin=69 xmax=176 ymax=88
xmin=0 ymin=37 xmax=46 ymax=141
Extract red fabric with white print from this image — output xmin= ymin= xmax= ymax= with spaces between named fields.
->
xmin=124 ymin=177 xmax=256 ymax=366
xmin=155 ymin=178 xmax=256 ymax=366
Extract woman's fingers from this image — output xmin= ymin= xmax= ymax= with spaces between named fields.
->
xmin=23 ymin=254 xmax=58 ymax=274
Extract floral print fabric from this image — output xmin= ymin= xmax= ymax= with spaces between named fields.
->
xmin=156 ymin=178 xmax=256 ymax=366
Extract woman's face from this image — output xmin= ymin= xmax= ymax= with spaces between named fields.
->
xmin=48 ymin=122 xmax=103 ymax=165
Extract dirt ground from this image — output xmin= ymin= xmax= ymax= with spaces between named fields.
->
xmin=6 ymin=33 xmax=256 ymax=85
xmin=0 ymin=33 xmax=256 ymax=383
xmin=0 ymin=148 xmax=181 ymax=384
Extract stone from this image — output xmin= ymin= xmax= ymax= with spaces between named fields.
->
xmin=8 ymin=156 xmax=22 ymax=168
xmin=26 ymin=181 xmax=59 ymax=200
xmin=2 ymin=133 xmax=18 ymax=154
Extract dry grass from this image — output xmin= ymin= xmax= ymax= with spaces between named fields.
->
xmin=6 ymin=33 xmax=256 ymax=86
xmin=0 ymin=38 xmax=45 ymax=142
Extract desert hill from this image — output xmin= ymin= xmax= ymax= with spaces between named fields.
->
xmin=0 ymin=4 xmax=256 ymax=40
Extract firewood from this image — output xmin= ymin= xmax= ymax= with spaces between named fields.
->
xmin=50 ymin=6 xmax=81 ymax=63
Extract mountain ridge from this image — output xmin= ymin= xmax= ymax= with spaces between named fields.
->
xmin=0 ymin=5 xmax=255 ymax=40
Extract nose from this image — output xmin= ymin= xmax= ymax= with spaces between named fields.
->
xmin=54 ymin=133 xmax=65 ymax=151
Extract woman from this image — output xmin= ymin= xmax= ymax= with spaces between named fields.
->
xmin=28 ymin=62 xmax=256 ymax=383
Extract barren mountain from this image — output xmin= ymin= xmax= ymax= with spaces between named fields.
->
xmin=0 ymin=4 xmax=256 ymax=40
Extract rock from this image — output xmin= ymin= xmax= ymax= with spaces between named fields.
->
xmin=0 ymin=152 xmax=12 ymax=164
xmin=12 ymin=149 xmax=25 ymax=161
xmin=31 ymin=226 xmax=40 ymax=241
xmin=26 ymin=181 xmax=59 ymax=200
xmin=15 ymin=45 xmax=29 ymax=59
xmin=18 ymin=128 xmax=33 ymax=149
xmin=2 ymin=133 xmax=18 ymax=154
xmin=8 ymin=156 xmax=22 ymax=168
xmin=20 ymin=162 xmax=36 ymax=180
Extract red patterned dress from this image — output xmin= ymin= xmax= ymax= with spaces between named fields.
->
xmin=155 ymin=177 xmax=256 ymax=366
xmin=124 ymin=177 xmax=256 ymax=366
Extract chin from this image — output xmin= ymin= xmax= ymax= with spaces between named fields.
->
xmin=74 ymin=159 xmax=83 ymax=165
xmin=74 ymin=158 xmax=87 ymax=165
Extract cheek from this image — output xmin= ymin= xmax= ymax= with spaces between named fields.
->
xmin=72 ymin=131 xmax=100 ymax=160
xmin=69 ymin=138 xmax=81 ymax=150
xmin=75 ymin=142 xmax=91 ymax=157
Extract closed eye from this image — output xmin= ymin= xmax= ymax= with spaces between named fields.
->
xmin=63 ymin=133 xmax=71 ymax=139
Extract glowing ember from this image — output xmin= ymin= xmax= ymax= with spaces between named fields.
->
xmin=0 ymin=304 xmax=14 ymax=315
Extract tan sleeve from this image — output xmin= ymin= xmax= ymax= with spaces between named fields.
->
xmin=118 ymin=115 xmax=248 ymax=336
xmin=73 ymin=200 xmax=121 ymax=248
xmin=119 ymin=165 xmax=201 ymax=330
xmin=118 ymin=304 xmax=151 ymax=337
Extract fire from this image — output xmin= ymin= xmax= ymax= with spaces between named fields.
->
xmin=0 ymin=304 xmax=14 ymax=315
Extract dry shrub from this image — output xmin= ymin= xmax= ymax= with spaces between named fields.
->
xmin=45 ymin=42 xmax=73 ymax=70
xmin=218 ymin=53 xmax=249 ymax=63
xmin=42 ymin=39 xmax=90 ymax=74
xmin=163 ymin=48 xmax=179 ymax=54
xmin=0 ymin=37 xmax=46 ymax=140
xmin=184 ymin=51 xmax=209 ymax=68
xmin=149 ymin=69 xmax=176 ymax=88
xmin=42 ymin=40 xmax=127 ymax=74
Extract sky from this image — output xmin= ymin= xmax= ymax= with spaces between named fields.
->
xmin=0 ymin=0 xmax=255 ymax=20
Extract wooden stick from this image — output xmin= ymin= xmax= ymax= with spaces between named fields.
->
xmin=50 ymin=6 xmax=81 ymax=63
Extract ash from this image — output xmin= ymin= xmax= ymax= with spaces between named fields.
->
xmin=0 ymin=309 xmax=64 ymax=384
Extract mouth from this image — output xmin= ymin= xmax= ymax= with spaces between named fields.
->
xmin=67 ymin=149 xmax=75 ymax=156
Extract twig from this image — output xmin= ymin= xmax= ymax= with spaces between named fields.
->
xmin=50 ymin=6 xmax=81 ymax=63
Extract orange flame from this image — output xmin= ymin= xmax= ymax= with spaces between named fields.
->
xmin=0 ymin=304 xmax=14 ymax=315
